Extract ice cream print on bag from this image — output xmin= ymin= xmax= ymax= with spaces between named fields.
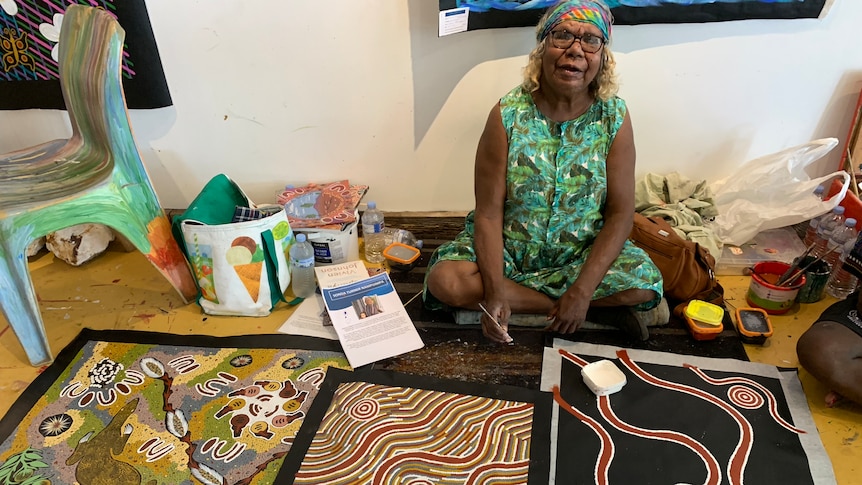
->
xmin=227 ymin=236 xmax=266 ymax=302
xmin=179 ymin=213 xmax=294 ymax=317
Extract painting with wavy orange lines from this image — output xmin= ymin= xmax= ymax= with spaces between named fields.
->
xmin=540 ymin=340 xmax=835 ymax=485
xmin=276 ymin=368 xmax=552 ymax=484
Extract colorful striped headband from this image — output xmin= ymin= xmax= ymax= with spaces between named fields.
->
xmin=537 ymin=1 xmax=613 ymax=43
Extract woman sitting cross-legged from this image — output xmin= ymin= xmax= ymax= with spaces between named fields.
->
xmin=423 ymin=0 xmax=666 ymax=345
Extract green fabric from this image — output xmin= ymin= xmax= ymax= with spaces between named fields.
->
xmin=634 ymin=172 xmax=722 ymax=259
xmin=170 ymin=174 xmax=249 ymax=247
xmin=262 ymin=229 xmax=297 ymax=306
xmin=424 ymin=86 xmax=662 ymax=310
xmin=634 ymin=171 xmax=718 ymax=218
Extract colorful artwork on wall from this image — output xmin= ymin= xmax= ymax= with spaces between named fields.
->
xmin=439 ymin=0 xmax=830 ymax=35
xmin=0 ymin=0 xmax=170 ymax=110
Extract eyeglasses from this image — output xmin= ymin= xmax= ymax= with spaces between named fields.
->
xmin=548 ymin=30 xmax=605 ymax=54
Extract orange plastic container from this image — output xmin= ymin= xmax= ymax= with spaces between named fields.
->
xmin=734 ymin=307 xmax=773 ymax=345
xmin=683 ymin=304 xmax=723 ymax=341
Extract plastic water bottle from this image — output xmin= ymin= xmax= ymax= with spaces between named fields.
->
xmin=289 ymin=233 xmax=316 ymax=298
xmin=813 ymin=184 xmax=826 ymax=200
xmin=803 ymin=186 xmax=831 ymax=247
xmin=826 ymin=230 xmax=862 ymax=299
xmin=822 ymin=218 xmax=857 ymax=271
xmin=803 ymin=216 xmax=821 ymax=247
xmin=383 ymin=227 xmax=422 ymax=248
xmin=812 ymin=206 xmax=846 ymax=256
xmin=362 ymin=202 xmax=386 ymax=263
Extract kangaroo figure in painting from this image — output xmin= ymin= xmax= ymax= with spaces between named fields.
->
xmin=66 ymin=398 xmax=151 ymax=485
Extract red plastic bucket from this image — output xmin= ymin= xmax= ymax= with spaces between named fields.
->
xmin=746 ymin=261 xmax=806 ymax=315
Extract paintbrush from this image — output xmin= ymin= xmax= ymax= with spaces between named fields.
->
xmin=478 ymin=303 xmax=514 ymax=344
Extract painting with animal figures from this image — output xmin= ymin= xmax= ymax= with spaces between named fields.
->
xmin=0 ymin=330 xmax=351 ymax=484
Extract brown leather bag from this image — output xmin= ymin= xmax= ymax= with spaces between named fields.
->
xmin=629 ymin=213 xmax=722 ymax=314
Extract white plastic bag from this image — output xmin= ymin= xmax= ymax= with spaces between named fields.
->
xmin=708 ymin=138 xmax=850 ymax=246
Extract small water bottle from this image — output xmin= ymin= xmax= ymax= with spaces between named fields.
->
xmin=803 ymin=216 xmax=821 ymax=248
xmin=362 ymin=202 xmax=386 ymax=263
xmin=826 ymin=259 xmax=859 ymax=299
xmin=384 ymin=227 xmax=422 ymax=248
xmin=289 ymin=233 xmax=316 ymax=298
xmin=826 ymin=231 xmax=862 ymax=299
xmin=823 ymin=218 xmax=857 ymax=270
xmin=812 ymin=206 xmax=846 ymax=256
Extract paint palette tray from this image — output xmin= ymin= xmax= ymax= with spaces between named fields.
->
xmin=581 ymin=359 xmax=627 ymax=397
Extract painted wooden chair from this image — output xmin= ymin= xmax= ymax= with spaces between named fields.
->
xmin=0 ymin=5 xmax=197 ymax=366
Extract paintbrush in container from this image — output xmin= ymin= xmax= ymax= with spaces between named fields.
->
xmin=777 ymin=245 xmax=839 ymax=287
xmin=775 ymin=242 xmax=816 ymax=285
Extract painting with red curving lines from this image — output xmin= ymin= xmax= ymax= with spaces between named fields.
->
xmin=541 ymin=340 xmax=836 ymax=485
xmin=276 ymin=367 xmax=553 ymax=484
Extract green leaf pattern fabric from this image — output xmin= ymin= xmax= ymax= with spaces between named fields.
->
xmin=424 ymin=86 xmax=662 ymax=310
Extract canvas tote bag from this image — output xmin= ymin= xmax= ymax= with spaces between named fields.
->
xmin=172 ymin=174 xmax=294 ymax=316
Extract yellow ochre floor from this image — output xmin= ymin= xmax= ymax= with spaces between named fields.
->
xmin=1 ymin=244 xmax=861 ymax=484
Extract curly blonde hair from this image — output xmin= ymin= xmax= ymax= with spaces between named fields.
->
xmin=522 ymin=7 xmax=619 ymax=100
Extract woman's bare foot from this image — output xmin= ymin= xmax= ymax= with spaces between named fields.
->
xmin=825 ymin=390 xmax=844 ymax=408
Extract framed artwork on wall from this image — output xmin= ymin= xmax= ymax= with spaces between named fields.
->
xmin=438 ymin=0 xmax=831 ymax=36
xmin=0 ymin=0 xmax=171 ymax=110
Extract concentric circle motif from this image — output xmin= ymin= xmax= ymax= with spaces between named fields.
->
xmin=349 ymin=398 xmax=379 ymax=420
xmin=727 ymin=384 xmax=764 ymax=409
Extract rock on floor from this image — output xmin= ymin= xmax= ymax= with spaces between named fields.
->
xmin=46 ymin=224 xmax=115 ymax=266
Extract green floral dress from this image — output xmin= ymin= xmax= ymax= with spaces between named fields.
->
xmin=423 ymin=85 xmax=663 ymax=310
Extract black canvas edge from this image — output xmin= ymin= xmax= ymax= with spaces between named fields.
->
xmin=0 ymin=327 xmax=345 ymax=443
xmin=113 ymin=0 xmax=172 ymax=108
xmin=275 ymin=366 xmax=553 ymax=484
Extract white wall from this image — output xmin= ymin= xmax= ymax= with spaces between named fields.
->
xmin=1 ymin=0 xmax=859 ymax=212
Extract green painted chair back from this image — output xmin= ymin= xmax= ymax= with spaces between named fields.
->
xmin=0 ymin=5 xmax=196 ymax=366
